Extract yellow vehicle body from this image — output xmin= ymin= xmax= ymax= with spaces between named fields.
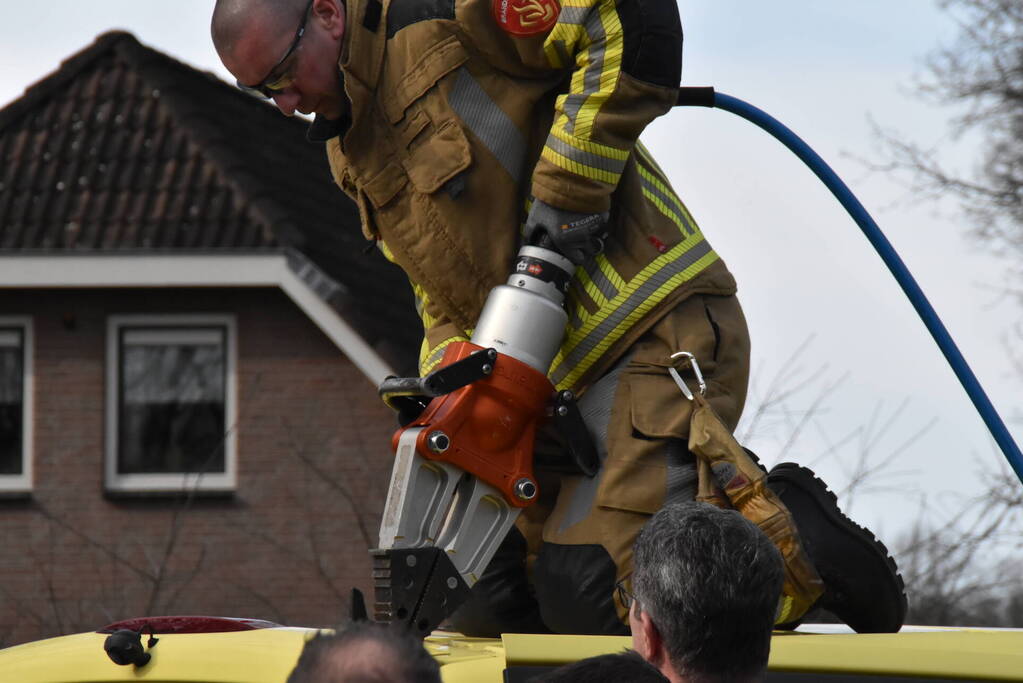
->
xmin=3 ymin=624 xmax=1023 ymax=682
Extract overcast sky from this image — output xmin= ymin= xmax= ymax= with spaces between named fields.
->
xmin=1 ymin=2 xmax=1019 ymax=550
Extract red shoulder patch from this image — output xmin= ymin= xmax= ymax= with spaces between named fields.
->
xmin=492 ymin=0 xmax=560 ymax=36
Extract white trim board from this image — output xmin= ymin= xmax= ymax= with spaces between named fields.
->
xmin=0 ymin=254 xmax=395 ymax=386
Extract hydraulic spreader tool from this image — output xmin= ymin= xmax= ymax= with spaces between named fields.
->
xmin=372 ymin=243 xmax=598 ymax=637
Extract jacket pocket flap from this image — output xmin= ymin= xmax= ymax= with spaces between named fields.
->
xmin=627 ymin=369 xmax=693 ymax=440
xmin=592 ymin=369 xmax=689 ymax=516
xmin=363 ymin=162 xmax=408 ymax=209
xmin=404 ymin=119 xmax=472 ymax=194
xmin=384 ymin=36 xmax=468 ymax=123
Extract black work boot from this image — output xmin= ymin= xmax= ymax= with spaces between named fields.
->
xmin=767 ymin=463 xmax=907 ymax=633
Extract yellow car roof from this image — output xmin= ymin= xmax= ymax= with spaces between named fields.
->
xmin=3 ymin=624 xmax=1023 ymax=682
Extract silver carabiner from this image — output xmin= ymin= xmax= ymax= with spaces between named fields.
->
xmin=668 ymin=351 xmax=706 ymax=401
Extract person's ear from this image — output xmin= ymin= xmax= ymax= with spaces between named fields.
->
xmin=634 ymin=608 xmax=663 ymax=664
xmin=312 ymin=0 xmax=346 ymax=39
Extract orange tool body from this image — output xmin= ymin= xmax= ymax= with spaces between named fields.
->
xmin=395 ymin=341 xmax=553 ymax=508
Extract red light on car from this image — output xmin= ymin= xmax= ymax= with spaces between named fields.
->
xmin=97 ymin=616 xmax=282 ymax=634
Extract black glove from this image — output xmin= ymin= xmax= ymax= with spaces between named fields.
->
xmin=525 ymin=198 xmax=609 ymax=265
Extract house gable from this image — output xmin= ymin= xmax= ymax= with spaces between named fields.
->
xmin=0 ymin=31 xmax=420 ymax=377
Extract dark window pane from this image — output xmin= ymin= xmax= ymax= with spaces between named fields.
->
xmin=118 ymin=329 xmax=227 ymax=475
xmin=0 ymin=334 xmax=24 ymax=476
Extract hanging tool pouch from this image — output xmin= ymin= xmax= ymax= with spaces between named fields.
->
xmin=686 ymin=388 xmax=825 ymax=623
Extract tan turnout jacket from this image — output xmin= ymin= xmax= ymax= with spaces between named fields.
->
xmin=320 ymin=0 xmax=737 ymax=393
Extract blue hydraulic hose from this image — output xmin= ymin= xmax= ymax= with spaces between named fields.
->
xmin=675 ymin=87 xmax=1023 ymax=486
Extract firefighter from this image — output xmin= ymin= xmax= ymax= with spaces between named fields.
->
xmin=211 ymin=0 xmax=906 ymax=635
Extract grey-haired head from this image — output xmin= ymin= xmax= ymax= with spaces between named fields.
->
xmin=631 ymin=501 xmax=784 ymax=682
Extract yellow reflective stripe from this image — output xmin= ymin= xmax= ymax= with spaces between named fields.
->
xmin=545 ymin=4 xmax=587 ymax=65
xmin=553 ymin=249 xmax=720 ymax=389
xmin=595 ymin=254 xmax=625 ymax=293
xmin=637 ymin=165 xmax=698 ymax=236
xmin=574 ymin=264 xmax=607 ymax=308
xmin=420 ymin=335 xmax=469 ymax=375
xmin=544 ymin=38 xmax=572 ymax=70
xmin=545 ymin=0 xmax=623 ymax=142
xmin=639 ymin=182 xmax=685 ymax=233
xmin=635 ymin=142 xmax=671 ymax=185
xmin=541 ymin=145 xmax=619 ymax=184
xmin=549 ymin=237 xmax=719 ymax=389
xmin=634 ymin=144 xmax=703 ymax=239
xmin=419 ymin=336 xmax=433 ymax=371
xmin=775 ymin=595 xmax=797 ymax=625
xmin=572 ymin=0 xmax=622 ymax=139
xmin=551 ymin=127 xmax=629 ymax=162
xmin=412 ymin=284 xmax=436 ymax=327
xmin=377 ymin=240 xmax=397 ymax=263
xmin=545 ymin=127 xmax=630 ymax=180
xmin=574 ymin=254 xmax=624 ymax=308
xmin=414 ymin=283 xmax=471 ymax=375
xmin=636 ymin=163 xmax=677 ymax=206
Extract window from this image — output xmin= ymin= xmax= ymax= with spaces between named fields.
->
xmin=106 ymin=315 xmax=236 ymax=493
xmin=0 ymin=318 xmax=32 ymax=494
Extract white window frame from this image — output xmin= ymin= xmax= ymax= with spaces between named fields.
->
xmin=105 ymin=314 xmax=237 ymax=494
xmin=0 ymin=317 xmax=32 ymax=494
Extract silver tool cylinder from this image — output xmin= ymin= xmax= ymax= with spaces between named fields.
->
xmin=471 ymin=246 xmax=575 ymax=374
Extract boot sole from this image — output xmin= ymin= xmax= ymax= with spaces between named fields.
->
xmin=769 ymin=463 xmax=908 ymax=633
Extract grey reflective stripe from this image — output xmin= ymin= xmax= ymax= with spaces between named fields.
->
xmin=556 ymin=353 xmax=628 ymax=533
xmin=581 ymin=10 xmax=606 ymax=96
xmin=544 ymin=133 xmax=628 ymax=176
xmin=637 ymin=145 xmax=696 ymax=235
xmin=551 ymin=239 xmax=714 ymax=385
xmin=639 ymin=173 xmax=695 ymax=236
xmin=555 ymin=5 xmax=605 ymax=135
xmin=585 ymin=260 xmax=620 ymax=301
xmin=665 ymin=440 xmax=698 ymax=505
xmin=635 ymin=142 xmax=671 ymax=184
xmin=448 ymin=67 xmax=525 ymax=183
xmin=561 ymin=94 xmax=587 ymax=136
xmin=559 ymin=5 xmax=590 ymax=23
xmin=422 ymin=344 xmax=447 ymax=371
xmin=568 ymin=306 xmax=584 ymax=329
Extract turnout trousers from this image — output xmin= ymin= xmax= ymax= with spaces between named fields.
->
xmin=448 ymin=292 xmax=751 ymax=636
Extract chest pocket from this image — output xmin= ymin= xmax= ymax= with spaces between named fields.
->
xmin=359 ymin=116 xmax=472 ymax=205
xmin=327 ymin=38 xmax=474 ymax=254
xmin=357 ymin=116 xmax=473 ymax=232
xmin=352 ymin=35 xmax=493 ymax=329
xmin=362 ymin=35 xmax=473 ymax=210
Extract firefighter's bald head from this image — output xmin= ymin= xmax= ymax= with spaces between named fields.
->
xmin=211 ymin=0 xmax=348 ymax=118
xmin=211 ymin=0 xmax=308 ymax=57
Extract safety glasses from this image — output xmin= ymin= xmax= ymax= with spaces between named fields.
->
xmin=236 ymin=0 xmax=315 ymax=98
xmin=616 ymin=579 xmax=638 ymax=612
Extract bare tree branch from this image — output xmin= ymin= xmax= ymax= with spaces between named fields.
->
xmin=868 ymin=0 xmax=1023 ymax=266
xmin=282 ymin=417 xmax=376 ymax=550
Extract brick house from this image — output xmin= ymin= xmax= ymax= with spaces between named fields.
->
xmin=0 ymin=32 xmax=421 ymax=646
